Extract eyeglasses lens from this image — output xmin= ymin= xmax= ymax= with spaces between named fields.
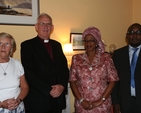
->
xmin=83 ymin=40 xmax=96 ymax=43
xmin=127 ymin=30 xmax=141 ymax=35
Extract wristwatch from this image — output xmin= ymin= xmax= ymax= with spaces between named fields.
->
xmin=102 ymin=97 xmax=106 ymax=101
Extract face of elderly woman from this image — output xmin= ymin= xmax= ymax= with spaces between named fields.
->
xmin=83 ymin=34 xmax=97 ymax=52
xmin=0 ymin=37 xmax=12 ymax=59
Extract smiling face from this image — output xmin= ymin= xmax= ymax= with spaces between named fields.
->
xmin=0 ymin=37 xmax=12 ymax=59
xmin=126 ymin=24 xmax=141 ymax=47
xmin=35 ymin=15 xmax=54 ymax=40
xmin=83 ymin=34 xmax=97 ymax=52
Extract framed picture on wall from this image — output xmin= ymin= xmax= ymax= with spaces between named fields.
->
xmin=0 ymin=0 xmax=39 ymax=25
xmin=70 ymin=33 xmax=85 ymax=50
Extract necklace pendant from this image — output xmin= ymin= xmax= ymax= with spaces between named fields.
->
xmin=0 ymin=61 xmax=10 ymax=76
xmin=3 ymin=72 xmax=7 ymax=76
xmin=89 ymin=67 xmax=92 ymax=71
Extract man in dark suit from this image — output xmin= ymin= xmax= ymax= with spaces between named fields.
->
xmin=20 ymin=13 xmax=69 ymax=113
xmin=112 ymin=23 xmax=141 ymax=113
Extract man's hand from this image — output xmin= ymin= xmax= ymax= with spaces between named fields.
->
xmin=50 ymin=84 xmax=64 ymax=98
xmin=113 ymin=104 xmax=121 ymax=113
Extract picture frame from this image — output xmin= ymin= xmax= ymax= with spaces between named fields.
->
xmin=70 ymin=33 xmax=85 ymax=50
xmin=0 ymin=0 xmax=39 ymax=26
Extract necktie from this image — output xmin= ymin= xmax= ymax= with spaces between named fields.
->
xmin=131 ymin=48 xmax=138 ymax=88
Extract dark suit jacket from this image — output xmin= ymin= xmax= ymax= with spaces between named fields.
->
xmin=111 ymin=45 xmax=141 ymax=112
xmin=21 ymin=36 xmax=69 ymax=112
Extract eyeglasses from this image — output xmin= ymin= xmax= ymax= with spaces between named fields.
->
xmin=38 ymin=22 xmax=52 ymax=27
xmin=0 ymin=42 xmax=11 ymax=47
xmin=83 ymin=39 xmax=96 ymax=43
xmin=127 ymin=30 xmax=141 ymax=35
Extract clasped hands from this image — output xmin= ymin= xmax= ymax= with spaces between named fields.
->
xmin=80 ymin=98 xmax=103 ymax=110
xmin=0 ymin=98 xmax=20 ymax=110
xmin=50 ymin=84 xmax=64 ymax=98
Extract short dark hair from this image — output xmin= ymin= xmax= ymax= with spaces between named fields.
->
xmin=127 ymin=23 xmax=141 ymax=32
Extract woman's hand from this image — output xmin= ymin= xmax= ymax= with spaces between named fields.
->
xmin=1 ymin=98 xmax=19 ymax=110
xmin=1 ymin=99 xmax=9 ymax=109
xmin=7 ymin=98 xmax=20 ymax=110
xmin=91 ymin=98 xmax=103 ymax=108
xmin=81 ymin=100 xmax=93 ymax=110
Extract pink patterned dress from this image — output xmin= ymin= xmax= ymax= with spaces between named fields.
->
xmin=69 ymin=52 xmax=119 ymax=113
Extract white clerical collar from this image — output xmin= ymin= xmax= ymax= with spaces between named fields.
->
xmin=44 ymin=39 xmax=49 ymax=43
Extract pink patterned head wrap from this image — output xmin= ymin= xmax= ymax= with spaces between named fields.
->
xmin=82 ymin=26 xmax=105 ymax=53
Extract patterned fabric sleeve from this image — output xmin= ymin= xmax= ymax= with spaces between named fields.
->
xmin=104 ymin=53 xmax=119 ymax=82
xmin=69 ymin=55 xmax=77 ymax=81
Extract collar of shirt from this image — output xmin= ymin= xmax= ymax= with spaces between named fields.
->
xmin=44 ymin=39 xmax=49 ymax=43
xmin=38 ymin=36 xmax=50 ymax=43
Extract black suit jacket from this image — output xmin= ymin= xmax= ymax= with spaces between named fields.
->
xmin=111 ymin=46 xmax=141 ymax=112
xmin=21 ymin=36 xmax=69 ymax=112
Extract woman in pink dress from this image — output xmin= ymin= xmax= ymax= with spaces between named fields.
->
xmin=69 ymin=26 xmax=119 ymax=113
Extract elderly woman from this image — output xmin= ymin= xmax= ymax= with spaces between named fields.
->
xmin=0 ymin=32 xmax=28 ymax=113
xmin=69 ymin=26 xmax=119 ymax=113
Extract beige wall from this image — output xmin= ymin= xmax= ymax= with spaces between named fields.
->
xmin=1 ymin=0 xmax=141 ymax=112
xmin=0 ymin=0 xmax=135 ymax=60
xmin=133 ymin=0 xmax=141 ymax=23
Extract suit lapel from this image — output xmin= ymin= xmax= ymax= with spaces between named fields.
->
xmin=124 ymin=46 xmax=130 ymax=70
xmin=135 ymin=48 xmax=141 ymax=72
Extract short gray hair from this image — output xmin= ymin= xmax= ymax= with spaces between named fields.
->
xmin=36 ymin=13 xmax=53 ymax=24
xmin=0 ymin=32 xmax=16 ymax=56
